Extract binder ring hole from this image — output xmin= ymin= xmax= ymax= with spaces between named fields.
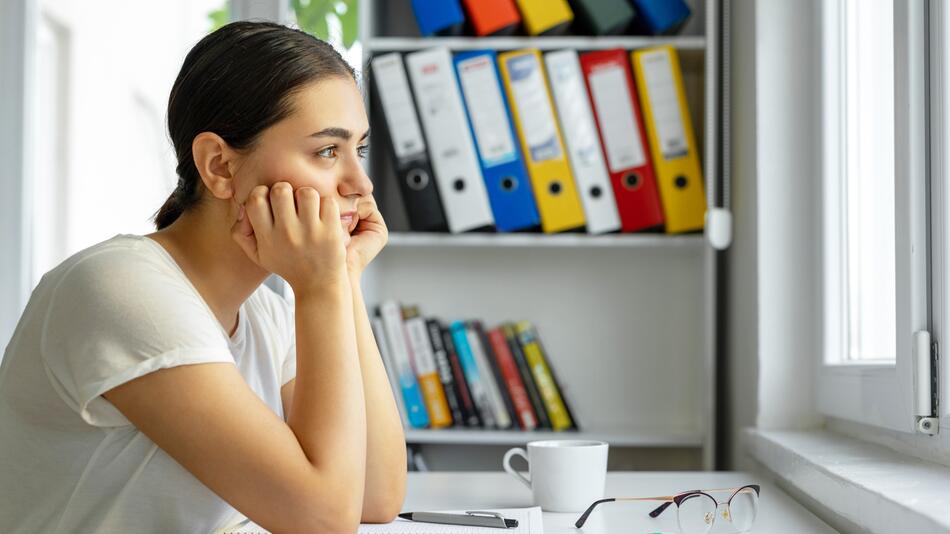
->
xmin=406 ymin=169 xmax=430 ymax=191
xmin=623 ymin=173 xmax=641 ymax=191
xmin=453 ymin=178 xmax=466 ymax=192
xmin=549 ymin=181 xmax=562 ymax=195
xmin=501 ymin=177 xmax=517 ymax=192
xmin=675 ymin=175 xmax=688 ymax=189
xmin=590 ymin=185 xmax=603 ymax=198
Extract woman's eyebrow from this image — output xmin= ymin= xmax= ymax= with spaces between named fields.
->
xmin=308 ymin=127 xmax=371 ymax=141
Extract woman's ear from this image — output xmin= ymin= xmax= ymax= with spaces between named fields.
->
xmin=192 ymin=132 xmax=237 ymax=200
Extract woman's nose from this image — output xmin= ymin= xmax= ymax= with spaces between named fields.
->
xmin=340 ymin=157 xmax=374 ymax=197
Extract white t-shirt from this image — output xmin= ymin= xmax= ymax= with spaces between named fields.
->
xmin=0 ymin=234 xmax=297 ymax=533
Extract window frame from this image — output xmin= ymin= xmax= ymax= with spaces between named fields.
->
xmin=817 ymin=0 xmax=930 ymax=434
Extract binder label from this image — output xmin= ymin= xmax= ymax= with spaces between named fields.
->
xmin=588 ymin=64 xmax=647 ymax=173
xmin=639 ymin=50 xmax=689 ymax=160
xmin=371 ymin=54 xmax=427 ymax=160
xmin=548 ymin=55 xmax=601 ymax=167
xmin=505 ymin=54 xmax=562 ymax=162
xmin=457 ymin=55 xmax=518 ymax=167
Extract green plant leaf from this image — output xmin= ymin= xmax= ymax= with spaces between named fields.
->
xmin=337 ymin=0 xmax=359 ymax=49
xmin=208 ymin=3 xmax=229 ymax=32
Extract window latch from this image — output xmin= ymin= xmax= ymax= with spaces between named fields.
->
xmin=915 ymin=330 xmax=939 ymax=435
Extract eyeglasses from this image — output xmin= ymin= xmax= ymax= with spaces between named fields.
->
xmin=574 ymin=485 xmax=761 ymax=534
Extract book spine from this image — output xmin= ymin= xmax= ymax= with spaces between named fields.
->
xmin=380 ymin=301 xmax=430 ymax=428
xmin=488 ymin=327 xmax=538 ymax=430
xmin=426 ymin=319 xmax=464 ymax=426
xmin=503 ymin=323 xmax=551 ymax=429
xmin=371 ymin=316 xmax=410 ymax=427
xmin=530 ymin=321 xmax=579 ymax=430
xmin=515 ymin=320 xmax=574 ymax=431
xmin=442 ymin=325 xmax=482 ymax=427
xmin=405 ymin=316 xmax=454 ymax=428
xmin=450 ymin=321 xmax=497 ymax=428
xmin=467 ymin=321 xmax=513 ymax=429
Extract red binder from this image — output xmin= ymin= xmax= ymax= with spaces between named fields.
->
xmin=580 ymin=49 xmax=664 ymax=232
xmin=461 ymin=0 xmax=522 ymax=36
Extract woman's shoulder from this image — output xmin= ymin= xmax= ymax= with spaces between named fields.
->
xmin=43 ymin=234 xmax=189 ymax=301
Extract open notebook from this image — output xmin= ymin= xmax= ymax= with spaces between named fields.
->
xmin=212 ymin=507 xmax=543 ymax=534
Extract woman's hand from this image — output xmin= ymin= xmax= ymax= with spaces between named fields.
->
xmin=345 ymin=195 xmax=388 ymax=279
xmin=230 ymin=181 xmax=348 ymax=295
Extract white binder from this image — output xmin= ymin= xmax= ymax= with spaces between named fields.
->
xmin=406 ymin=48 xmax=495 ymax=233
xmin=544 ymin=50 xmax=622 ymax=234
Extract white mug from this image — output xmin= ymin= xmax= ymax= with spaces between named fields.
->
xmin=502 ymin=440 xmax=609 ymax=512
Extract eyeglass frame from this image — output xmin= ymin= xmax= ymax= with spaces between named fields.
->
xmin=573 ymin=484 xmax=761 ymax=529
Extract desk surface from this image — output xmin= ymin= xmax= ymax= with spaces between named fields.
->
xmin=403 ymin=471 xmax=837 ymax=534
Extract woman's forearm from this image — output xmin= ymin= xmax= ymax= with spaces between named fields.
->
xmin=351 ymin=279 xmax=408 ymax=521
xmin=289 ymin=281 xmax=367 ymax=515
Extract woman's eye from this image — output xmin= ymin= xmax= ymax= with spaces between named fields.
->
xmin=316 ymin=146 xmax=337 ymax=159
xmin=357 ymin=145 xmax=370 ymax=159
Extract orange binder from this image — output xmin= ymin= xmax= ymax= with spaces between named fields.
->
xmin=632 ymin=46 xmax=706 ymax=233
xmin=462 ymin=0 xmax=521 ymax=36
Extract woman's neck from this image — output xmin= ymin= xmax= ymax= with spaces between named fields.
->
xmin=146 ymin=201 xmax=269 ymax=337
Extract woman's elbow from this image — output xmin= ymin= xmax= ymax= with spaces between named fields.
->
xmin=361 ymin=484 xmax=406 ymax=523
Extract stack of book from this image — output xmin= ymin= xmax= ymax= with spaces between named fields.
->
xmin=372 ymin=300 xmax=578 ymax=432
xmin=370 ymin=44 xmax=705 ymax=235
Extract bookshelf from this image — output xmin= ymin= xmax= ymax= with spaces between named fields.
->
xmin=358 ymin=0 xmax=720 ymax=471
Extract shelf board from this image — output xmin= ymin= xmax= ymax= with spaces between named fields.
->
xmin=384 ymin=232 xmax=705 ymax=249
xmin=366 ymin=36 xmax=706 ymax=52
xmin=405 ymin=427 xmax=704 ymax=447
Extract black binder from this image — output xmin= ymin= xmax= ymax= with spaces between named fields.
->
xmin=370 ymin=53 xmax=448 ymax=232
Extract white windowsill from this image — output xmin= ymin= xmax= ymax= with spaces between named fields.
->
xmin=745 ymin=428 xmax=950 ymax=533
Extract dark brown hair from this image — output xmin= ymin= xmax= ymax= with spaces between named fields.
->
xmin=153 ymin=21 xmax=356 ymax=230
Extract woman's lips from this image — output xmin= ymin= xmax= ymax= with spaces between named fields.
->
xmin=340 ymin=211 xmax=358 ymax=233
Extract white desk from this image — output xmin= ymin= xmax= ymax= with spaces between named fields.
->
xmin=403 ymin=471 xmax=837 ymax=533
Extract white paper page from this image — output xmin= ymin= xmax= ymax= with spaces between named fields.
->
xmin=588 ymin=64 xmax=646 ymax=172
xmin=212 ymin=507 xmax=544 ymax=534
xmin=457 ymin=55 xmax=517 ymax=167
xmin=639 ymin=50 xmax=689 ymax=160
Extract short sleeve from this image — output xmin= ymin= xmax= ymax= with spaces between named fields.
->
xmin=41 ymin=247 xmax=235 ymax=427
xmin=259 ymin=284 xmax=296 ymax=387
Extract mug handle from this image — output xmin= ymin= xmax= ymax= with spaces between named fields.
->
xmin=503 ymin=447 xmax=531 ymax=490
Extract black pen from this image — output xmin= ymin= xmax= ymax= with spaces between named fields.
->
xmin=398 ymin=510 xmax=519 ymax=529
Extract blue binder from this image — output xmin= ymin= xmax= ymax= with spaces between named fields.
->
xmin=453 ymin=50 xmax=541 ymax=232
xmin=630 ymin=0 xmax=691 ymax=35
xmin=410 ymin=0 xmax=466 ymax=36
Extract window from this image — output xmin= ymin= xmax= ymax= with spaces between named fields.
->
xmin=818 ymin=0 xmax=931 ymax=433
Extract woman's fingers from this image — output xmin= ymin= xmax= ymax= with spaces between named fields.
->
xmin=269 ymin=181 xmax=296 ymax=227
xmin=230 ymin=200 xmax=259 ymax=263
xmin=320 ymin=193 xmax=341 ymax=225
xmin=295 ymin=187 xmax=319 ymax=227
xmin=245 ymin=185 xmax=274 ymax=236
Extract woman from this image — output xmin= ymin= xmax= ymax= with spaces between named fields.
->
xmin=0 ymin=21 xmax=406 ymax=533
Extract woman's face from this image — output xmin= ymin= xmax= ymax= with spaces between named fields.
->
xmin=230 ymin=76 xmax=372 ymax=246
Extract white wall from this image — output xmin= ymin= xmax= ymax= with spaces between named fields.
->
xmin=36 ymin=0 xmax=222 ymax=271
xmin=0 ymin=0 xmax=36 ymax=351
xmin=725 ymin=0 xmax=825 ymax=469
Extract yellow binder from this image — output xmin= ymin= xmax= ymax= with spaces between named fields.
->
xmin=515 ymin=0 xmax=573 ymax=36
xmin=498 ymin=49 xmax=586 ymax=233
xmin=631 ymin=46 xmax=706 ymax=234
